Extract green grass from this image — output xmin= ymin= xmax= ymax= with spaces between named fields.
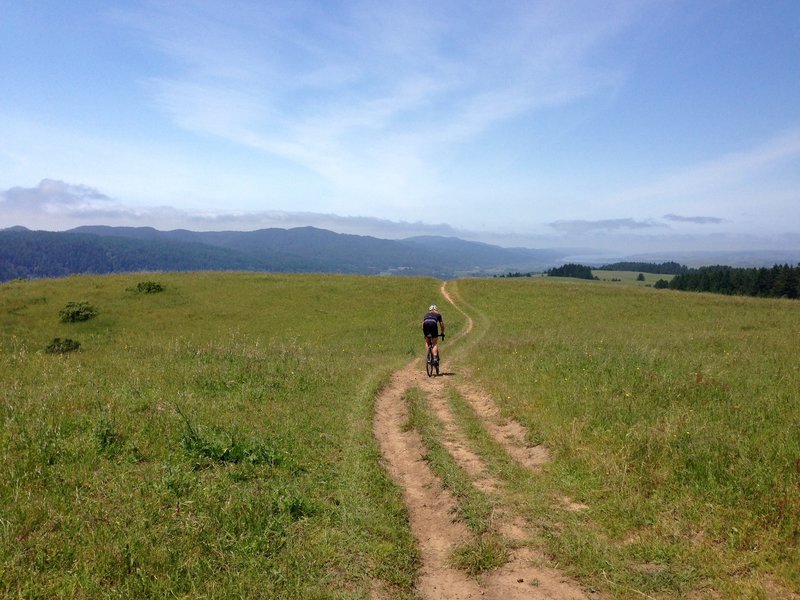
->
xmin=593 ymin=270 xmax=674 ymax=285
xmin=404 ymin=387 xmax=509 ymax=576
xmin=449 ymin=534 xmax=510 ymax=577
xmin=446 ymin=387 xmax=551 ymax=523
xmin=405 ymin=387 xmax=494 ymax=535
xmin=0 ymin=272 xmax=439 ymax=599
xmin=3 ymin=271 xmax=799 ymax=598
xmin=452 ymin=276 xmax=800 ymax=597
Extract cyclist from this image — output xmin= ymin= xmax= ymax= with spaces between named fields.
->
xmin=422 ymin=304 xmax=445 ymax=364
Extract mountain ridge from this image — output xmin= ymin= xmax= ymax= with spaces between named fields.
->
xmin=0 ymin=225 xmax=569 ymax=282
xmin=2 ymin=225 xmax=798 ymax=283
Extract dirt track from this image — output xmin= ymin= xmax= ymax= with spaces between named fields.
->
xmin=373 ymin=282 xmax=594 ymax=599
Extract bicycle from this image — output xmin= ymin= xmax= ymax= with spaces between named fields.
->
xmin=425 ymin=334 xmax=444 ymax=377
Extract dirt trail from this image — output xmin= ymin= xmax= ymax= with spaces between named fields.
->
xmin=373 ymin=282 xmax=593 ymax=599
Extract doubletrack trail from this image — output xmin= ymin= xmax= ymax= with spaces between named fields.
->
xmin=373 ymin=281 xmax=594 ymax=600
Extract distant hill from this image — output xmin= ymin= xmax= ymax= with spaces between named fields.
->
xmin=0 ymin=229 xmax=325 ymax=282
xmin=596 ymin=261 xmax=689 ymax=275
xmin=0 ymin=226 xmax=571 ymax=282
xmin=6 ymin=225 xmax=796 ymax=283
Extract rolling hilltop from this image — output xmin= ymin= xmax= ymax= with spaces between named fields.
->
xmin=0 ymin=225 xmax=571 ymax=282
xmin=1 ymin=272 xmax=797 ymax=597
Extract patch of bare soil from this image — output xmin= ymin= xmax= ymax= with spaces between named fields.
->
xmin=374 ymin=361 xmax=483 ymax=599
xmin=372 ymin=283 xmax=594 ymax=599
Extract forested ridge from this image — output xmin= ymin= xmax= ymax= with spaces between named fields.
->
xmin=598 ymin=261 xmax=689 ymax=274
xmin=0 ymin=230 xmax=319 ymax=281
xmin=668 ymin=264 xmax=800 ymax=299
xmin=0 ymin=227 xmax=565 ymax=281
xmin=3 ymin=227 xmax=798 ymax=298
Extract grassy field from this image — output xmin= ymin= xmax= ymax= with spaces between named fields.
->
xmin=0 ymin=272 xmax=448 ymax=599
xmin=451 ymin=276 xmax=800 ymax=597
xmin=2 ymin=272 xmax=798 ymax=598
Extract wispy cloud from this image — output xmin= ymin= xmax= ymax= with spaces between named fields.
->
xmin=663 ymin=214 xmax=725 ymax=225
xmin=549 ymin=218 xmax=663 ymax=234
xmin=124 ymin=0 xmax=651 ymax=203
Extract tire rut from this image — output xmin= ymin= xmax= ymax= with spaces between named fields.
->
xmin=373 ymin=282 xmax=594 ymax=599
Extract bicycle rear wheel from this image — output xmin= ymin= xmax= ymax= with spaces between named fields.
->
xmin=426 ymin=348 xmax=434 ymax=377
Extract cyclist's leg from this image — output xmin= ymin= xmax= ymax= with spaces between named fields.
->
xmin=423 ymin=325 xmax=435 ymax=352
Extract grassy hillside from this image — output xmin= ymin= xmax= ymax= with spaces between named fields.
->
xmin=0 ymin=272 xmax=454 ymax=598
xmin=3 ymin=272 xmax=798 ymax=598
xmin=451 ymin=277 xmax=800 ymax=597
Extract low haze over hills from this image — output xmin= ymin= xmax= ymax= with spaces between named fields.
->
xmin=2 ymin=225 xmax=799 ymax=283
xmin=0 ymin=226 xmax=571 ymax=282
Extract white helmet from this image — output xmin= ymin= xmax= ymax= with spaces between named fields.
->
xmin=429 ymin=305 xmax=439 ymax=311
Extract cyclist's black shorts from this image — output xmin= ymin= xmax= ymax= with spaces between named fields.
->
xmin=423 ymin=322 xmax=439 ymax=338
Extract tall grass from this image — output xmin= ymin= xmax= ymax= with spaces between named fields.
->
xmin=0 ymin=272 xmax=440 ymax=598
xmin=454 ymin=277 xmax=800 ymax=596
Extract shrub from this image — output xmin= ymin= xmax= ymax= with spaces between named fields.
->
xmin=59 ymin=301 xmax=98 ymax=322
xmin=654 ymin=279 xmax=670 ymax=289
xmin=45 ymin=337 xmax=81 ymax=353
xmin=136 ymin=281 xmax=165 ymax=294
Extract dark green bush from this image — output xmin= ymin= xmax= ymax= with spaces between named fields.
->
xmin=136 ymin=281 xmax=165 ymax=294
xmin=59 ymin=301 xmax=98 ymax=322
xmin=45 ymin=337 xmax=81 ymax=353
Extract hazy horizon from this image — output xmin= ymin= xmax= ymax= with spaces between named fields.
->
xmin=2 ymin=2 xmax=799 ymax=256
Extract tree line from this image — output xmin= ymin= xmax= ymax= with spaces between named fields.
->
xmin=597 ymin=261 xmax=689 ymax=274
xmin=544 ymin=260 xmax=799 ymax=299
xmin=667 ymin=264 xmax=800 ymax=299
xmin=546 ymin=263 xmax=597 ymax=279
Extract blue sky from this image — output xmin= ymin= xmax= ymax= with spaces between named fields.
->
xmin=1 ymin=0 xmax=799 ymax=254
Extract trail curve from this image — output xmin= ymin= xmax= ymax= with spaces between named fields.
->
xmin=372 ymin=281 xmax=594 ymax=599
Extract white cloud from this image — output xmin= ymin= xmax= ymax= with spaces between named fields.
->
xmin=125 ymin=0 xmax=652 ymax=211
xmin=2 ymin=179 xmax=113 ymax=211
